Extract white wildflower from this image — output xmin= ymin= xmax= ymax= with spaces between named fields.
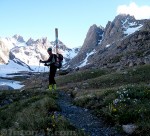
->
xmin=113 ymin=99 xmax=120 ymax=105
xmin=117 ymin=91 xmax=120 ymax=94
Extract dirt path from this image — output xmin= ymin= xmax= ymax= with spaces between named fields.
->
xmin=57 ymin=91 xmax=121 ymax=136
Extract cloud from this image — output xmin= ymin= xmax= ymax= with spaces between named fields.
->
xmin=117 ymin=2 xmax=150 ymax=19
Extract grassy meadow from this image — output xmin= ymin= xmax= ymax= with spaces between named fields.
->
xmin=0 ymin=64 xmax=150 ymax=135
xmin=56 ymin=64 xmax=150 ymax=135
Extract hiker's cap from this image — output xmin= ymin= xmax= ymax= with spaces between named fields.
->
xmin=47 ymin=47 xmax=52 ymax=52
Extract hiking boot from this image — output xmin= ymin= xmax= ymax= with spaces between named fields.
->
xmin=53 ymin=84 xmax=57 ymax=91
xmin=49 ymin=85 xmax=53 ymax=91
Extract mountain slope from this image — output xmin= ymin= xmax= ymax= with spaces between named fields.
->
xmin=90 ymin=17 xmax=150 ymax=69
xmin=67 ymin=14 xmax=150 ymax=69
xmin=0 ymin=40 xmax=9 ymax=64
xmin=0 ymin=36 xmax=80 ymax=72
xmin=66 ymin=24 xmax=104 ymax=68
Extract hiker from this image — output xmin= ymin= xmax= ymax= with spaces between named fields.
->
xmin=39 ymin=47 xmax=57 ymax=91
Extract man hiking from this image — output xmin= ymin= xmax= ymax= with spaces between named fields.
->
xmin=40 ymin=47 xmax=57 ymax=91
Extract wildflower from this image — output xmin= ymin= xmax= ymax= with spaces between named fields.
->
xmin=113 ymin=108 xmax=117 ymax=112
xmin=113 ymin=99 xmax=119 ymax=105
xmin=52 ymin=115 xmax=55 ymax=119
xmin=47 ymin=128 xmax=52 ymax=131
xmin=123 ymin=91 xmax=128 ymax=94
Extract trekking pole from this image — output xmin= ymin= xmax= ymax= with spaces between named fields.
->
xmin=44 ymin=67 xmax=45 ymax=73
xmin=34 ymin=61 xmax=41 ymax=90
xmin=55 ymin=28 xmax=58 ymax=54
xmin=38 ymin=61 xmax=41 ymax=73
xmin=40 ymin=65 xmax=46 ymax=89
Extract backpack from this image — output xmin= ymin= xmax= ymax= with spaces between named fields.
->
xmin=54 ymin=53 xmax=63 ymax=68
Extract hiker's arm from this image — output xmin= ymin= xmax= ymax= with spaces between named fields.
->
xmin=40 ymin=56 xmax=52 ymax=63
xmin=40 ymin=55 xmax=54 ymax=65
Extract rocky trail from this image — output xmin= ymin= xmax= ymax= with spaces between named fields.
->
xmin=57 ymin=91 xmax=121 ymax=136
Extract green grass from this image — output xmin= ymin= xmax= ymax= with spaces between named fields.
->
xmin=56 ymin=64 xmax=150 ymax=135
xmin=0 ymin=89 xmax=57 ymax=129
xmin=15 ymin=97 xmax=58 ymax=130
xmin=0 ymin=89 xmax=86 ymax=135
xmin=1 ymin=64 xmax=150 ymax=135
xmin=56 ymin=68 xmax=109 ymax=86
xmin=57 ymin=64 xmax=150 ymax=90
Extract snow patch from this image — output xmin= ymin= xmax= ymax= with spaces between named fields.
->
xmin=122 ymin=19 xmax=143 ymax=36
xmin=0 ymin=79 xmax=24 ymax=89
xmin=78 ymin=49 xmax=96 ymax=68
xmin=106 ymin=44 xmax=111 ymax=48
xmin=124 ymin=25 xmax=143 ymax=35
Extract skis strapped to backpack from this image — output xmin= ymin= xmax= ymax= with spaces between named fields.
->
xmin=54 ymin=28 xmax=63 ymax=69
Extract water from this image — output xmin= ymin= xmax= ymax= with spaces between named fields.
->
xmin=0 ymin=78 xmax=24 ymax=89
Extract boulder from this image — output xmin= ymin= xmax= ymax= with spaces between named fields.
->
xmin=122 ymin=124 xmax=138 ymax=134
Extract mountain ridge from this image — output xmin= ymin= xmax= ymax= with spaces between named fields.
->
xmin=66 ymin=14 xmax=150 ymax=70
xmin=0 ymin=36 xmax=80 ymax=71
xmin=0 ymin=14 xmax=150 ymax=72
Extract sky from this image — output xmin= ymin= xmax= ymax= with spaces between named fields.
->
xmin=0 ymin=0 xmax=150 ymax=48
